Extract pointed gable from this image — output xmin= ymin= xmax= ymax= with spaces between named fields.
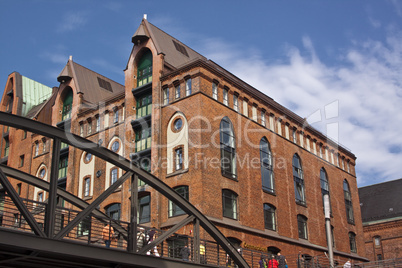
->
xmin=58 ymin=58 xmax=125 ymax=106
xmin=130 ymin=19 xmax=206 ymax=71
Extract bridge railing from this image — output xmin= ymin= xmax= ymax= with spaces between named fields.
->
xmin=1 ymin=193 xmax=306 ymax=267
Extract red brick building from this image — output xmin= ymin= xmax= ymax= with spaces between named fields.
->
xmin=359 ymin=179 xmax=402 ymax=262
xmin=0 ymin=17 xmax=368 ymax=264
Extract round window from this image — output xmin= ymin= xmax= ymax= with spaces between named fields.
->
xmin=85 ymin=153 xmax=92 ymax=162
xmin=174 ymin=118 xmax=183 ymax=131
xmin=39 ymin=168 xmax=46 ymax=178
xmin=111 ymin=141 xmax=120 ymax=152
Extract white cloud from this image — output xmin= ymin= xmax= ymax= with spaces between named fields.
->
xmin=200 ymin=30 xmax=402 ymax=187
xmin=57 ymin=11 xmax=88 ymax=33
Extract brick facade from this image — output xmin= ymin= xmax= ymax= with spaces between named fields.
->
xmin=0 ymin=17 xmax=368 ymax=264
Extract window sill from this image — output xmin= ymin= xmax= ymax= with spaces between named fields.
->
xmin=263 ymin=189 xmax=276 ymax=196
xmin=166 ymin=168 xmax=189 ymax=178
xmin=83 ymin=196 xmax=93 ymax=201
xmin=222 ymin=173 xmax=238 ymax=182
xmin=296 ymin=201 xmax=307 ymax=208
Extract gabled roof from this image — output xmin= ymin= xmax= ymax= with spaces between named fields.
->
xmin=359 ymin=178 xmax=402 ymax=223
xmin=57 ymin=58 xmax=125 ymax=105
xmin=130 ymin=19 xmax=206 ymax=70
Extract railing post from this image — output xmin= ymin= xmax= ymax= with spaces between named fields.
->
xmin=44 ymin=138 xmax=61 ymax=238
xmin=194 ymin=218 xmax=200 ymax=263
xmin=128 ymin=173 xmax=139 ymax=253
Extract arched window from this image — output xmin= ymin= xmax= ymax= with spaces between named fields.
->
xmin=220 ymin=117 xmax=236 ymax=179
xmin=263 ymin=203 xmax=276 ymax=231
xmin=169 ymin=186 xmax=189 ymax=217
xmin=293 ymin=154 xmax=305 ymax=205
xmin=260 ymin=137 xmax=274 ymax=193
xmin=222 ymin=189 xmax=238 ymax=220
xmin=105 ymin=203 xmax=121 ymax=220
xmin=320 ymin=168 xmax=331 ymax=213
xmin=297 ymin=214 xmax=308 ymax=239
xmin=349 ymin=232 xmax=357 ymax=253
xmin=343 ymin=180 xmax=355 ymax=224
xmin=138 ymin=194 xmax=150 ymax=223
xmin=62 ymin=90 xmax=73 ymax=121
xmin=137 ymin=50 xmax=152 ymax=86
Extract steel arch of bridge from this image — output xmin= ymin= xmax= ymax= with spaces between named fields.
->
xmin=0 ymin=111 xmax=249 ymax=268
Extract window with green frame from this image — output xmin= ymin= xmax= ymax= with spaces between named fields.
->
xmin=135 ymin=127 xmax=151 ymax=152
xmin=3 ymin=137 xmax=9 ymax=157
xmin=136 ymin=94 xmax=152 ymax=118
xmin=62 ymin=90 xmax=73 ymax=121
xmin=58 ymin=156 xmax=68 ymax=179
xmin=137 ymin=51 xmax=152 ymax=87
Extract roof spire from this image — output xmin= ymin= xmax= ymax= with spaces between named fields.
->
xmin=143 ymin=14 xmax=147 ymax=20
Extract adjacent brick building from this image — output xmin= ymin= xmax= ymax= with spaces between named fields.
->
xmin=0 ymin=17 xmax=368 ymax=264
xmin=359 ymin=179 xmax=402 ymax=261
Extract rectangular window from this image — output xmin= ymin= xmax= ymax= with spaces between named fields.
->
xmin=175 ymin=85 xmax=180 ymax=99
xmin=269 ymin=114 xmax=275 ymax=131
xmin=261 ymin=111 xmax=266 ymax=126
xmin=42 ymin=140 xmax=46 ymax=153
xmin=223 ymin=88 xmax=228 ymax=106
xmin=175 ymin=148 xmax=183 ymax=171
xmin=4 ymin=137 xmax=9 ymax=157
xmin=163 ymin=87 xmax=169 ymax=105
xmin=299 ymin=132 xmax=304 ymax=147
xmin=96 ymin=116 xmax=100 ymax=132
xmin=136 ymin=94 xmax=152 ymax=118
xmin=111 ymin=168 xmax=118 ymax=185
xmin=84 ymin=177 xmax=90 ymax=197
xmin=292 ymin=128 xmax=297 ymax=143
xmin=87 ymin=120 xmax=92 ymax=135
xmin=139 ymin=195 xmax=150 ymax=223
xmin=243 ymin=99 xmax=248 ymax=117
xmin=297 ymin=215 xmax=308 ymax=239
xmin=233 ymin=94 xmax=238 ymax=112
xmin=19 ymin=155 xmax=24 ymax=167
xmin=34 ymin=143 xmax=39 ymax=156
xmin=212 ymin=82 xmax=218 ymax=100
xmin=185 ymin=78 xmax=192 ymax=96
xmin=113 ymin=109 xmax=119 ymax=124
xmin=169 ymin=186 xmax=189 ymax=217
xmin=135 ymin=127 xmax=151 ymax=152
xmin=38 ymin=192 xmax=43 ymax=203
xmin=80 ymin=124 xmax=84 ymax=137
xmin=77 ymin=217 xmax=91 ymax=237
xmin=17 ymin=183 xmax=22 ymax=195
xmin=58 ymin=156 xmax=68 ymax=179
xmin=252 ymin=106 xmax=257 ymax=121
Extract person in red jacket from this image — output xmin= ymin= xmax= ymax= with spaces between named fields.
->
xmin=267 ymin=255 xmax=279 ymax=268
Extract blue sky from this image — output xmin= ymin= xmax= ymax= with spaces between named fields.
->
xmin=1 ymin=0 xmax=402 ymax=187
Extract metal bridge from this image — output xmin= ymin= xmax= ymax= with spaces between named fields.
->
xmin=0 ymin=112 xmax=249 ymax=268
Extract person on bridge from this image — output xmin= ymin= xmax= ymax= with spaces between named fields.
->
xmin=277 ymin=252 xmax=287 ymax=268
xmin=103 ymin=223 xmax=115 ymax=248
